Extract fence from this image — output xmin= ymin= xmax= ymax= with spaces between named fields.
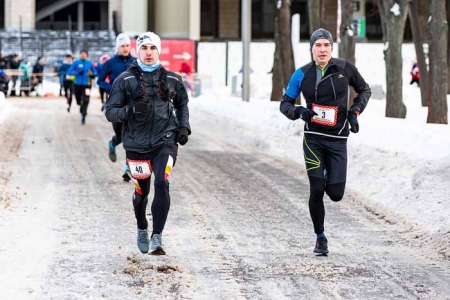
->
xmin=0 ymin=29 xmax=116 ymax=83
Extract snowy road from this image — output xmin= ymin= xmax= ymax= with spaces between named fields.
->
xmin=1 ymin=97 xmax=449 ymax=300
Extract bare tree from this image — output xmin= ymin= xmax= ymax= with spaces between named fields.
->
xmin=447 ymin=0 xmax=450 ymax=94
xmin=339 ymin=0 xmax=357 ymax=105
xmin=338 ymin=0 xmax=355 ymax=64
xmin=427 ymin=0 xmax=448 ymax=124
xmin=408 ymin=0 xmax=429 ymax=106
xmin=378 ymin=0 xmax=409 ymax=118
xmin=271 ymin=11 xmax=284 ymax=101
xmin=271 ymin=0 xmax=296 ymax=102
xmin=308 ymin=0 xmax=322 ymax=34
xmin=279 ymin=0 xmax=295 ymax=89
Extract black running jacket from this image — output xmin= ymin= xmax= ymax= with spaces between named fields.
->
xmin=105 ymin=62 xmax=191 ymax=153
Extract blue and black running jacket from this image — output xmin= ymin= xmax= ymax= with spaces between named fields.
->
xmin=280 ymin=58 xmax=371 ymax=138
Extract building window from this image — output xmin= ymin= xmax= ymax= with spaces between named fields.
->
xmin=201 ymin=0 xmax=218 ymax=39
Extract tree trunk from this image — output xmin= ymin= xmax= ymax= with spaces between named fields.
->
xmin=408 ymin=0 xmax=429 ymax=106
xmin=378 ymin=0 xmax=409 ymax=118
xmin=271 ymin=10 xmax=284 ymax=101
xmin=338 ymin=0 xmax=355 ymax=64
xmin=271 ymin=0 xmax=296 ymax=102
xmin=279 ymin=0 xmax=295 ymax=88
xmin=447 ymin=0 xmax=450 ymax=94
xmin=308 ymin=0 xmax=322 ymax=34
xmin=338 ymin=0 xmax=357 ymax=105
xmin=427 ymin=0 xmax=448 ymax=124
xmin=427 ymin=30 xmax=434 ymax=111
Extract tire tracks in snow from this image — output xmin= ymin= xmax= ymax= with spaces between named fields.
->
xmin=185 ymin=107 xmax=450 ymax=299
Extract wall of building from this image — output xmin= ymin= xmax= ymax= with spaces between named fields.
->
xmin=143 ymin=0 xmax=200 ymax=40
xmin=189 ymin=0 xmax=201 ymax=40
xmin=121 ymin=0 xmax=147 ymax=33
xmin=5 ymin=0 xmax=35 ymax=29
xmin=108 ymin=0 xmax=121 ymax=32
xmin=154 ymin=0 xmax=189 ymax=38
xmin=218 ymin=0 xmax=239 ymax=39
xmin=0 ymin=0 xmax=394 ymax=42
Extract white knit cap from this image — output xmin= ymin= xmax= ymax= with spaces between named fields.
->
xmin=115 ymin=33 xmax=131 ymax=51
xmin=137 ymin=32 xmax=161 ymax=54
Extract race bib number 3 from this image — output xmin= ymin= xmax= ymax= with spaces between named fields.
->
xmin=311 ymin=104 xmax=338 ymax=126
xmin=127 ymin=159 xmax=152 ymax=180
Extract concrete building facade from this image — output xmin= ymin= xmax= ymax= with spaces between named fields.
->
xmin=5 ymin=0 xmax=35 ymax=30
xmin=0 ymin=0 xmax=406 ymax=42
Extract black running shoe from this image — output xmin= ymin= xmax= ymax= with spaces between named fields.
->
xmin=122 ymin=172 xmax=131 ymax=182
xmin=122 ymin=165 xmax=131 ymax=182
xmin=314 ymin=237 xmax=329 ymax=255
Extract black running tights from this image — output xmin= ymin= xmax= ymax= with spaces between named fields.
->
xmin=308 ymin=177 xmax=346 ymax=234
xmin=132 ymin=154 xmax=172 ymax=233
xmin=111 ymin=122 xmax=123 ymax=146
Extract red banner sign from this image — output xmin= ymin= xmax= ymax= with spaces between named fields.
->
xmin=131 ymin=39 xmax=196 ymax=73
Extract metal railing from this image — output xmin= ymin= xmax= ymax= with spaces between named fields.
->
xmin=0 ymin=29 xmax=116 ymax=83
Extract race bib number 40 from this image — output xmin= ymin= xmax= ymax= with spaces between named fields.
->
xmin=127 ymin=159 xmax=152 ymax=180
xmin=311 ymin=104 xmax=338 ymax=126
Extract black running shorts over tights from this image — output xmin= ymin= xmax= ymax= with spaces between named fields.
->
xmin=303 ymin=133 xmax=347 ymax=184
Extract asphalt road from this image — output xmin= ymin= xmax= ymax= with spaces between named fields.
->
xmin=0 ymin=97 xmax=449 ymax=300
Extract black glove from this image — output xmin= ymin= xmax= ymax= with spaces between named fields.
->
xmin=127 ymin=101 xmax=148 ymax=116
xmin=295 ymin=106 xmax=318 ymax=122
xmin=350 ymin=104 xmax=362 ymax=114
xmin=348 ymin=111 xmax=359 ymax=133
xmin=176 ymin=128 xmax=189 ymax=145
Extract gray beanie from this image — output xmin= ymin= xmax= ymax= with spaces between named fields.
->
xmin=310 ymin=28 xmax=333 ymax=50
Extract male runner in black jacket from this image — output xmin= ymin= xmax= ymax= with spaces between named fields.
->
xmin=105 ymin=32 xmax=191 ymax=255
xmin=280 ymin=28 xmax=371 ymax=255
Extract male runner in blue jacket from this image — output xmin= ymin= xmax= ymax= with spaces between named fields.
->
xmin=98 ymin=33 xmax=136 ymax=181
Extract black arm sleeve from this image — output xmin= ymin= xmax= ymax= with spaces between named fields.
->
xmin=279 ymin=94 xmax=299 ymax=120
xmin=346 ymin=62 xmax=371 ymax=113
xmin=104 ymin=77 xmax=128 ymax=122
xmin=173 ymin=80 xmax=191 ymax=134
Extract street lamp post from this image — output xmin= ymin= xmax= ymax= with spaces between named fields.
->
xmin=241 ymin=0 xmax=251 ymax=102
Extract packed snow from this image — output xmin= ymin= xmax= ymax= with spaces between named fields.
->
xmin=1 ymin=42 xmax=448 ymax=257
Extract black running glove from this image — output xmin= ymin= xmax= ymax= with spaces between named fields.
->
xmin=295 ymin=106 xmax=318 ymax=122
xmin=176 ymin=128 xmax=189 ymax=145
xmin=126 ymin=101 xmax=148 ymax=117
xmin=348 ymin=110 xmax=359 ymax=133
